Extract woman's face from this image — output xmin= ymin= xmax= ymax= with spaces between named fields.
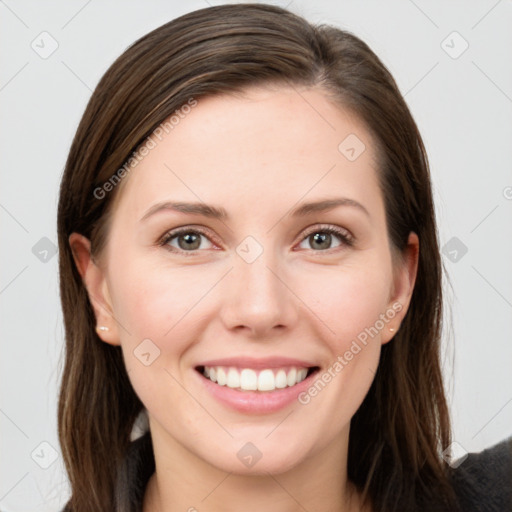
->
xmin=73 ymin=85 xmax=418 ymax=475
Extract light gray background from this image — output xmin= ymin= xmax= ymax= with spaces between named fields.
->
xmin=1 ymin=1 xmax=511 ymax=510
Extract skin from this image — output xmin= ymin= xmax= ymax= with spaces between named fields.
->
xmin=70 ymin=84 xmax=419 ymax=512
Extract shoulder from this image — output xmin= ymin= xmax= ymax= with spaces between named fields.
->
xmin=450 ymin=436 xmax=512 ymax=512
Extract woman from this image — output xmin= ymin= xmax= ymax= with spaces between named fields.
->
xmin=57 ymin=4 xmax=512 ymax=511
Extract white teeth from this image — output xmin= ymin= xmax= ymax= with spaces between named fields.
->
xmin=297 ymin=368 xmax=308 ymax=382
xmin=240 ymin=369 xmax=258 ymax=390
xmin=216 ymin=367 xmax=227 ymax=386
xmin=275 ymin=369 xmax=288 ymax=389
xmin=257 ymin=369 xmax=275 ymax=391
xmin=201 ymin=365 xmax=313 ymax=391
xmin=226 ymin=367 xmax=240 ymax=388
xmin=286 ymin=368 xmax=297 ymax=387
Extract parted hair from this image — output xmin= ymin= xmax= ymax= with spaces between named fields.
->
xmin=57 ymin=4 xmax=459 ymax=511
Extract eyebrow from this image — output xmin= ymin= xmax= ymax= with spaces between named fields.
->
xmin=291 ymin=198 xmax=369 ymax=218
xmin=140 ymin=197 xmax=369 ymax=222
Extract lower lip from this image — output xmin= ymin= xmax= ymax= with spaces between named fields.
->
xmin=195 ymin=369 xmax=318 ymax=414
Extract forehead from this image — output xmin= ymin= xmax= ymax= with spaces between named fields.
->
xmin=111 ymin=85 xmax=382 ymax=220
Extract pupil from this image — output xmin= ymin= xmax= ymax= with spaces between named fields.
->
xmin=311 ymin=232 xmax=331 ymax=250
xmin=179 ymin=233 xmax=200 ymax=250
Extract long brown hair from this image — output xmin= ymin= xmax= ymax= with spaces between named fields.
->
xmin=57 ymin=4 xmax=458 ymax=511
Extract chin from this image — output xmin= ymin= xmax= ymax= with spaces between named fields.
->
xmin=200 ymin=436 xmax=312 ymax=476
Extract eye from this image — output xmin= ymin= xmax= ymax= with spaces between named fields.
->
xmin=159 ymin=227 xmax=217 ymax=255
xmin=158 ymin=224 xmax=354 ymax=256
xmin=296 ymin=224 xmax=354 ymax=252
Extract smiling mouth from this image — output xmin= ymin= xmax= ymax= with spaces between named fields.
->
xmin=195 ymin=365 xmax=320 ymax=392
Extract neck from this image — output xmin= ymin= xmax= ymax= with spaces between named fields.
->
xmin=142 ymin=422 xmax=368 ymax=512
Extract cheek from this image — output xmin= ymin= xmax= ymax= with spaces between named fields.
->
xmin=295 ymin=261 xmax=393 ymax=419
xmin=107 ymin=260 xmax=210 ymax=419
xmin=297 ymin=262 xmax=392 ymax=349
xmin=293 ymin=268 xmax=388 ymax=435
xmin=107 ymin=256 xmax=227 ymax=406
xmin=108 ymin=257 xmax=212 ymax=342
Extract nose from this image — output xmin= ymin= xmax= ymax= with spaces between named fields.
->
xmin=219 ymin=249 xmax=300 ymax=339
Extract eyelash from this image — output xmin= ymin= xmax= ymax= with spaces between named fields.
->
xmin=157 ymin=224 xmax=354 ymax=257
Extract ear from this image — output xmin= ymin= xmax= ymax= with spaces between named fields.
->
xmin=68 ymin=232 xmax=120 ymax=346
xmin=381 ymin=232 xmax=419 ymax=344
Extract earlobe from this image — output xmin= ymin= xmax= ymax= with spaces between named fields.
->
xmin=382 ymin=232 xmax=420 ymax=344
xmin=68 ymin=233 xmax=121 ymax=346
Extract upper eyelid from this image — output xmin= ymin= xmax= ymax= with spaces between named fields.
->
xmin=159 ymin=225 xmax=220 ymax=247
xmin=302 ymin=223 xmax=352 ymax=237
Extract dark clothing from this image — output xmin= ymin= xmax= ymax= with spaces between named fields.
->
xmin=450 ymin=436 xmax=512 ymax=511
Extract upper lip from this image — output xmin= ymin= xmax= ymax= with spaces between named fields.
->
xmin=195 ymin=356 xmax=319 ymax=370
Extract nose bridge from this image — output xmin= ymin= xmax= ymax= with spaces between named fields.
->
xmin=238 ymin=252 xmax=281 ymax=302
xmin=220 ymin=240 xmax=297 ymax=335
